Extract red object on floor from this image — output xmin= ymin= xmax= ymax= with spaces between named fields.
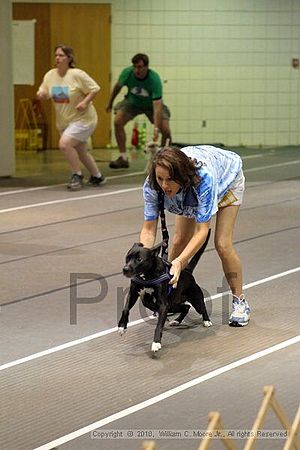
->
xmin=131 ymin=122 xmax=139 ymax=148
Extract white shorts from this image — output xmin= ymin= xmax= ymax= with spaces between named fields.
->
xmin=218 ymin=170 xmax=245 ymax=208
xmin=60 ymin=122 xmax=96 ymax=143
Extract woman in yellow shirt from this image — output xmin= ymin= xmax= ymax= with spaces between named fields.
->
xmin=37 ymin=44 xmax=105 ymax=190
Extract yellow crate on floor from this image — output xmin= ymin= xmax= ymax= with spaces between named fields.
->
xmin=15 ymin=99 xmax=43 ymax=151
xmin=15 ymin=129 xmax=30 ymax=150
xmin=15 ymin=128 xmax=42 ymax=151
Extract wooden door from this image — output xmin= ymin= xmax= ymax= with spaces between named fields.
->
xmin=49 ymin=3 xmax=111 ymax=148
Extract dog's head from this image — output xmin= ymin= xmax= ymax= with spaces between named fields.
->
xmin=122 ymin=243 xmax=162 ymax=278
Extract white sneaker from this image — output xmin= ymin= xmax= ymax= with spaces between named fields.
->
xmin=229 ymin=294 xmax=250 ymax=327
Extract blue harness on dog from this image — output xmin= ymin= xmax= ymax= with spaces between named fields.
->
xmin=132 ymin=259 xmax=172 ymax=287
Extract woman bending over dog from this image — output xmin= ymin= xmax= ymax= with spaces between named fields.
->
xmin=140 ymin=145 xmax=250 ymax=327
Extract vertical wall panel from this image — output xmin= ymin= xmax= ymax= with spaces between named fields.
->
xmin=13 ymin=3 xmax=52 ymax=148
xmin=49 ymin=3 xmax=111 ymax=148
xmin=0 ymin=0 xmax=15 ymax=176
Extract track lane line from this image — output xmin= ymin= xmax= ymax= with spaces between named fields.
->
xmin=0 ymin=186 xmax=142 ymax=214
xmin=0 ymin=153 xmax=270 ymax=197
xmin=1 ymin=266 xmax=299 ymax=372
xmin=1 ymin=159 xmax=299 ymax=213
xmin=0 ymin=171 xmax=146 ymax=196
xmin=33 ymin=334 xmax=300 ymax=450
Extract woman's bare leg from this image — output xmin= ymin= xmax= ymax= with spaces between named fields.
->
xmin=75 ymin=141 xmax=101 ymax=177
xmin=59 ymin=135 xmax=82 ymax=173
xmin=215 ymin=205 xmax=242 ymax=296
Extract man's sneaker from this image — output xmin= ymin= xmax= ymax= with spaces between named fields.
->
xmin=109 ymin=156 xmax=129 ymax=169
xmin=87 ymin=175 xmax=106 ymax=186
xmin=229 ymin=295 xmax=250 ymax=327
xmin=67 ymin=174 xmax=83 ymax=191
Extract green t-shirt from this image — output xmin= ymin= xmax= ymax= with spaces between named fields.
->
xmin=118 ymin=66 xmax=163 ymax=109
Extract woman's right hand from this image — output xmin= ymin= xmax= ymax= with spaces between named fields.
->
xmin=169 ymin=257 xmax=183 ymax=289
xmin=36 ymin=90 xmax=47 ymax=100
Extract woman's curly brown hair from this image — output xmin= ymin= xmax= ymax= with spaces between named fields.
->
xmin=148 ymin=146 xmax=200 ymax=191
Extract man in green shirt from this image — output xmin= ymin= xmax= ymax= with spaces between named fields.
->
xmin=106 ymin=53 xmax=172 ymax=168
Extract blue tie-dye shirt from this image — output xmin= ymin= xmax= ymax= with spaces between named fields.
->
xmin=143 ymin=145 xmax=242 ymax=223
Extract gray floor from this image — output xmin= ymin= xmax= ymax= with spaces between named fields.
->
xmin=0 ymin=146 xmax=299 ymax=450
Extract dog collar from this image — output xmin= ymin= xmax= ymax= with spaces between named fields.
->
xmin=132 ymin=262 xmax=172 ymax=287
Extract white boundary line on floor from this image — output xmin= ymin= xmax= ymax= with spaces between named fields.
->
xmin=33 ymin=334 xmax=300 ymax=450
xmin=0 ymin=159 xmax=300 ymax=214
xmin=0 ymin=152 xmax=297 ymax=199
xmin=0 ymin=171 xmax=146 ymax=196
xmin=1 ymin=266 xmax=299 ymax=372
xmin=0 ymin=186 xmax=142 ymax=214
xmin=0 ymin=153 xmax=266 ymax=197
xmin=245 ymin=160 xmax=300 ymax=172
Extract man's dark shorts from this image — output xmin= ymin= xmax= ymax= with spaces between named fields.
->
xmin=114 ymin=99 xmax=171 ymax=122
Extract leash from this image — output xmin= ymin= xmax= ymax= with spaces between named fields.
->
xmin=158 ymin=190 xmax=169 ymax=260
xmin=132 ymin=189 xmax=172 ymax=291
xmin=133 ymin=191 xmax=171 ymax=290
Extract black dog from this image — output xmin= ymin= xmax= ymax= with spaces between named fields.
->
xmin=118 ymin=232 xmax=212 ymax=353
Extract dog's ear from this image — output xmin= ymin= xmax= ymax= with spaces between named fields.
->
xmin=132 ymin=242 xmax=144 ymax=248
xmin=126 ymin=242 xmax=143 ymax=256
xmin=150 ymin=242 xmax=162 ymax=257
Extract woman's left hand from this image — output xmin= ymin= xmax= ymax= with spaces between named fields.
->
xmin=76 ymin=101 xmax=88 ymax=112
xmin=169 ymin=258 xmax=183 ymax=288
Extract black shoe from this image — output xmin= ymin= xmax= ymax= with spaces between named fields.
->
xmin=67 ymin=174 xmax=83 ymax=191
xmin=109 ymin=156 xmax=129 ymax=169
xmin=87 ymin=175 xmax=106 ymax=186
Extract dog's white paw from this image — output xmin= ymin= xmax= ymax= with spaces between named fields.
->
xmin=203 ymin=320 xmax=212 ymax=327
xmin=151 ymin=342 xmax=162 ymax=352
xmin=169 ymin=319 xmax=180 ymax=327
xmin=118 ymin=327 xmax=127 ymax=336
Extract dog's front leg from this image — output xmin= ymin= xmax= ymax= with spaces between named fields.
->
xmin=118 ymin=284 xmax=139 ymax=335
xmin=151 ymin=303 xmax=168 ymax=353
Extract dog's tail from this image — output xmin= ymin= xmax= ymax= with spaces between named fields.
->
xmin=185 ymin=229 xmax=211 ymax=274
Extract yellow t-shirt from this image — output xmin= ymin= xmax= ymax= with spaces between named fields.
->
xmin=39 ymin=68 xmax=100 ymax=130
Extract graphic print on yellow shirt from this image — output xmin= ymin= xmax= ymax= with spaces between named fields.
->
xmin=38 ymin=68 xmax=100 ymax=130
xmin=52 ymin=86 xmax=70 ymax=103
